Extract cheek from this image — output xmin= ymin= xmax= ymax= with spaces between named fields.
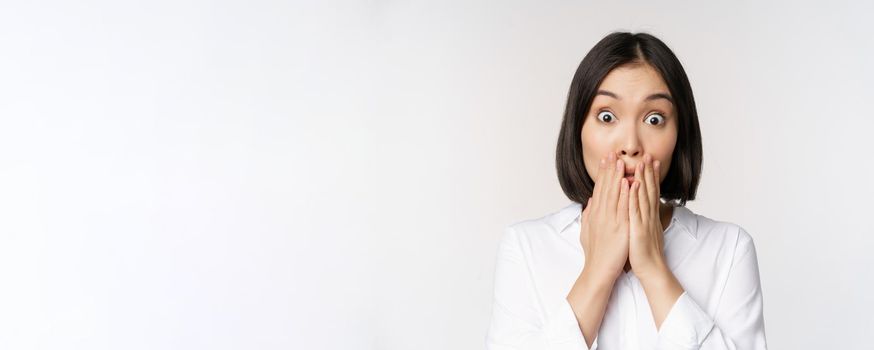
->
xmin=658 ymin=163 xmax=668 ymax=183
xmin=649 ymin=139 xmax=676 ymax=183
xmin=581 ymin=138 xmax=605 ymax=180
xmin=656 ymin=156 xmax=673 ymax=183
xmin=582 ymin=150 xmax=598 ymax=180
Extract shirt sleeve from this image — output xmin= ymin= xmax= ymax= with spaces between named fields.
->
xmin=655 ymin=227 xmax=768 ymax=349
xmin=486 ymin=225 xmax=600 ymax=350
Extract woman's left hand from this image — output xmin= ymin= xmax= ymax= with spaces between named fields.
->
xmin=628 ymin=153 xmax=668 ymax=280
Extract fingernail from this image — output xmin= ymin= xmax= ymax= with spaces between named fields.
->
xmin=655 ymin=160 xmax=660 ymax=169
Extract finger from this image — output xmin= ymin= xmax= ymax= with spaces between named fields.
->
xmin=618 ymin=178 xmax=629 ymax=221
xmin=635 ymin=161 xmax=649 ymax=220
xmin=609 ymin=158 xmax=624 ymax=213
xmin=654 ymin=159 xmax=662 ymax=201
xmin=629 ymin=180 xmax=641 ymax=223
xmin=599 ymin=153 xmax=617 ymax=211
xmin=583 ymin=197 xmax=592 ymax=224
xmin=644 ymin=154 xmax=658 ymax=216
xmin=593 ymin=155 xmax=607 ymax=211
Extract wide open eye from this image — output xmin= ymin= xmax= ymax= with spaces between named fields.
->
xmin=645 ymin=113 xmax=666 ymax=126
xmin=597 ymin=110 xmax=616 ymax=123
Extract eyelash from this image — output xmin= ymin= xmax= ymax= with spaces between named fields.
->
xmin=595 ymin=109 xmax=667 ymax=126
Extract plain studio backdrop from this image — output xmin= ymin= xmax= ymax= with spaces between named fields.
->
xmin=1 ymin=1 xmax=873 ymax=349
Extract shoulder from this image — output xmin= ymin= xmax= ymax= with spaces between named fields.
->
xmin=507 ymin=202 xmax=580 ymax=235
xmin=691 ymin=209 xmax=758 ymax=253
xmin=500 ymin=202 xmax=581 ymax=248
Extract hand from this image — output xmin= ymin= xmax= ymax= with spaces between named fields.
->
xmin=628 ymin=153 xmax=668 ymax=280
xmin=579 ymin=152 xmax=630 ymax=281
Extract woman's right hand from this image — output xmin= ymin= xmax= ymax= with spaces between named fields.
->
xmin=580 ymin=152 xmax=631 ymax=281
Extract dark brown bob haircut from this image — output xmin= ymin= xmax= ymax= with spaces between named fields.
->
xmin=556 ymin=32 xmax=703 ymax=208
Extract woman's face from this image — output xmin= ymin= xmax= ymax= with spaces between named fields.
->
xmin=581 ymin=63 xmax=678 ymax=190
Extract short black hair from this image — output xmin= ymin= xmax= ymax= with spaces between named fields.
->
xmin=555 ymin=31 xmax=703 ymax=208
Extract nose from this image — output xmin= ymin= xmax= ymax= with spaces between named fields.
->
xmin=619 ymin=133 xmax=642 ymax=160
xmin=620 ymin=148 xmax=640 ymax=158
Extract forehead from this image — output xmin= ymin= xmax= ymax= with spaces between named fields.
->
xmin=596 ymin=64 xmax=670 ymax=101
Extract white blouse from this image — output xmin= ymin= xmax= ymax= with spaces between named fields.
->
xmin=485 ymin=202 xmax=767 ymax=349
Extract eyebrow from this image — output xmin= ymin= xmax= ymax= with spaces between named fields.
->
xmin=596 ymin=89 xmax=674 ymax=105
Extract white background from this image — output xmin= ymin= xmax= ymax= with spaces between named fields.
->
xmin=1 ymin=1 xmax=872 ymax=349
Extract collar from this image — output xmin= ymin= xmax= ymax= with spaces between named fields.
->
xmin=552 ymin=201 xmax=698 ymax=240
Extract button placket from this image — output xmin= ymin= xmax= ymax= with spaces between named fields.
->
xmin=626 ymin=274 xmax=640 ymax=350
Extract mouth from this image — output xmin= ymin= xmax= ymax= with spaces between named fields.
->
xmin=624 ymin=173 xmax=635 ymax=184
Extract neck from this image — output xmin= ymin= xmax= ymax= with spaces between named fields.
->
xmin=659 ymin=202 xmax=674 ymax=232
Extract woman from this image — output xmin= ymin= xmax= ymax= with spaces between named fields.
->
xmin=485 ymin=32 xmax=767 ymax=349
